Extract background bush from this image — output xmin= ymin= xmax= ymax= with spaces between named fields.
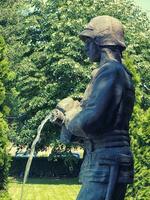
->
xmin=0 ymin=36 xmax=13 ymax=198
xmin=0 ymin=191 xmax=11 ymax=200
xmin=9 ymin=156 xmax=81 ymax=178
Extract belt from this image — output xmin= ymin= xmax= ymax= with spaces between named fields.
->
xmin=84 ymin=130 xmax=130 ymax=151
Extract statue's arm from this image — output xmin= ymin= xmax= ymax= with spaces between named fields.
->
xmin=50 ymin=97 xmax=83 ymax=144
xmin=65 ymin=65 xmax=124 ymax=137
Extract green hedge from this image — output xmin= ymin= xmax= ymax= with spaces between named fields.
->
xmin=0 ymin=153 xmax=11 ymax=190
xmin=9 ymin=157 xmax=82 ymax=178
xmin=0 ymin=191 xmax=11 ymax=200
xmin=0 ymin=36 xmax=12 ymax=200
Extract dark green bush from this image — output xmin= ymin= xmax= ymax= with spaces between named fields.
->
xmin=0 ymin=151 xmax=11 ymax=190
xmin=0 ymin=191 xmax=11 ymax=200
xmin=9 ymin=156 xmax=81 ymax=178
xmin=0 ymin=35 xmax=13 ymax=198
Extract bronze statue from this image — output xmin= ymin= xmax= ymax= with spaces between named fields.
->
xmin=51 ymin=15 xmax=135 ymax=200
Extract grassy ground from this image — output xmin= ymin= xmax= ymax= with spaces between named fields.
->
xmin=8 ymin=177 xmax=81 ymax=200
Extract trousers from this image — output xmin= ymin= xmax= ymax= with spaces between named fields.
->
xmin=77 ymin=182 xmax=127 ymax=200
xmin=76 ymin=145 xmax=134 ymax=200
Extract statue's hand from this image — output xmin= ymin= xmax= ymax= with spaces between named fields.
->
xmin=56 ymin=97 xmax=80 ymax=113
xmin=50 ymin=109 xmax=65 ymax=126
xmin=50 ymin=96 xmax=81 ymax=128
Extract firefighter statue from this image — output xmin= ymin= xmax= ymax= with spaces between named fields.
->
xmin=50 ymin=16 xmax=135 ymax=200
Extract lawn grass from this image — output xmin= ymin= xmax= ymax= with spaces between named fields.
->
xmin=8 ymin=177 xmax=81 ymax=200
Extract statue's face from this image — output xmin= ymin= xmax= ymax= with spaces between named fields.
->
xmin=84 ymin=37 xmax=100 ymax=62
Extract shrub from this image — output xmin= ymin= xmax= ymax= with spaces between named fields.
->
xmin=0 ymin=191 xmax=11 ymax=200
xmin=0 ymin=36 xmax=12 ymax=198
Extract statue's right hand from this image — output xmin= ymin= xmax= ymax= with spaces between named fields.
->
xmin=50 ymin=109 xmax=65 ymax=126
xmin=56 ymin=97 xmax=80 ymax=113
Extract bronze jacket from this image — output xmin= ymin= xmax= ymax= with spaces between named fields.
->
xmin=65 ymin=60 xmax=135 ymax=147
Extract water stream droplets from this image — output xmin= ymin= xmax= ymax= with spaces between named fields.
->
xmin=20 ymin=113 xmax=53 ymax=200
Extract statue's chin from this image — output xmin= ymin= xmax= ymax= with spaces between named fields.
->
xmin=87 ymin=53 xmax=100 ymax=63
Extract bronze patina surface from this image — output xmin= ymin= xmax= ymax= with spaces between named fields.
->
xmin=51 ymin=15 xmax=135 ymax=200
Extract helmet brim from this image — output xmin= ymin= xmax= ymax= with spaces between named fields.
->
xmin=79 ymin=29 xmax=95 ymax=41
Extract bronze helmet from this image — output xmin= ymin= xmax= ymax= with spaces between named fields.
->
xmin=79 ymin=15 xmax=126 ymax=50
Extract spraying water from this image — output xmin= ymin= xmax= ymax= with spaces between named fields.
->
xmin=20 ymin=113 xmax=53 ymax=200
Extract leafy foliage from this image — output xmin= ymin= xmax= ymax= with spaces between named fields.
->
xmin=1 ymin=0 xmax=149 ymax=148
xmin=124 ymin=55 xmax=150 ymax=199
xmin=0 ymin=190 xmax=11 ymax=200
xmin=48 ymin=141 xmax=80 ymax=173
xmin=0 ymin=36 xmax=13 ymax=197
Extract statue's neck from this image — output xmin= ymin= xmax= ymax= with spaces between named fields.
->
xmin=99 ymin=47 xmax=122 ymax=67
